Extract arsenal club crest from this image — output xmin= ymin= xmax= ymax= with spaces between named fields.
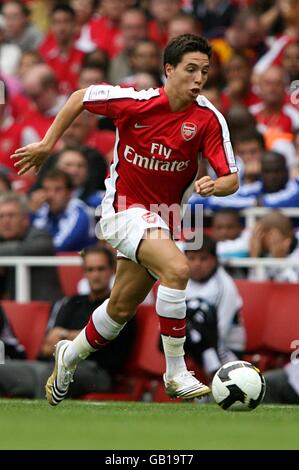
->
xmin=181 ymin=122 xmax=197 ymax=141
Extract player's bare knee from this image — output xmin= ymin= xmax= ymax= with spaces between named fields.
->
xmin=160 ymin=260 xmax=190 ymax=289
xmin=107 ymin=298 xmax=135 ymax=323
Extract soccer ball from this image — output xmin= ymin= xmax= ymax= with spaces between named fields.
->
xmin=212 ymin=360 xmax=266 ymax=411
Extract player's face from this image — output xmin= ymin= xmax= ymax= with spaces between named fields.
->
xmin=166 ymin=52 xmax=209 ymax=102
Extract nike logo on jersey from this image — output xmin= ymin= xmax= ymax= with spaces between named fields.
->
xmin=172 ymin=326 xmax=185 ymax=331
xmin=134 ymin=123 xmax=152 ymax=129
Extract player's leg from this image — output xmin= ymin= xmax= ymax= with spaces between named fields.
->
xmin=63 ymin=258 xmax=155 ymax=364
xmin=137 ymin=229 xmax=210 ymax=399
xmin=45 ymin=259 xmax=154 ymax=405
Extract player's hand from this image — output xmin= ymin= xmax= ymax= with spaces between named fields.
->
xmin=11 ymin=142 xmax=49 ymax=176
xmin=195 ymin=176 xmax=215 ymax=197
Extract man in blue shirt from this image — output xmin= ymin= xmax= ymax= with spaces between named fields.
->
xmin=31 ymin=169 xmax=96 ymax=252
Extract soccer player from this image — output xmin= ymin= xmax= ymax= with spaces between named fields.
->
xmin=11 ymin=34 xmax=239 ymax=405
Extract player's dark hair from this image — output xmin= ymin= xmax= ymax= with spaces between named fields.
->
xmin=163 ymin=34 xmax=212 ymax=71
xmin=81 ymin=246 xmax=116 ymax=269
xmin=184 ymin=234 xmax=217 ymax=257
xmin=42 ymin=169 xmax=74 ymax=190
xmin=52 ymin=3 xmax=76 ymax=19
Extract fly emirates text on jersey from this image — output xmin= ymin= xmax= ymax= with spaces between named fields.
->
xmin=124 ymin=143 xmax=190 ymax=172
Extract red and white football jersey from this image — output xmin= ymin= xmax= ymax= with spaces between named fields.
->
xmin=83 ymin=85 xmax=237 ymax=219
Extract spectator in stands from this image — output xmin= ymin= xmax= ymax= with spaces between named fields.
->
xmin=168 ymin=12 xmax=201 ymax=41
xmin=89 ymin=0 xmax=130 ymax=59
xmin=225 ymin=105 xmax=257 ymax=143
xmin=0 ymin=14 xmax=21 ymax=77
xmin=282 ymin=41 xmax=299 ymax=86
xmin=222 ymin=53 xmax=260 ymax=113
xmin=39 ymin=3 xmax=85 ymax=95
xmin=190 ymin=150 xmax=299 ymax=211
xmin=254 ymin=0 xmax=299 ymax=77
xmin=55 ymin=146 xmax=103 ymax=207
xmin=30 ymin=169 xmax=96 ymax=252
xmin=259 ymin=151 xmax=299 ymax=207
xmin=82 ymin=49 xmax=110 ymax=80
xmin=127 ymin=40 xmax=162 ymax=78
xmin=17 ymin=50 xmax=42 ymax=84
xmin=78 ymin=64 xmax=107 ymax=89
xmin=184 ymin=235 xmax=245 ymax=377
xmin=0 ymin=84 xmax=28 ymax=172
xmin=0 ymin=246 xmax=136 ymax=398
xmin=263 ymin=362 xmax=299 ymax=404
xmin=250 ymin=210 xmax=299 ymax=282
xmin=233 ymin=128 xmax=265 ymax=185
xmin=209 ymin=9 xmax=260 ymax=66
xmin=0 ymin=192 xmax=62 ymax=301
xmin=211 ymin=208 xmax=250 ymax=260
xmin=70 ymin=0 xmax=98 ymax=53
xmin=2 ymin=0 xmax=43 ymax=51
xmin=250 ymin=66 xmax=299 ymax=135
xmin=108 ymin=8 xmax=148 ymax=85
xmin=149 ymin=0 xmax=181 ymax=48
xmin=21 ymin=64 xmax=67 ymax=143
xmin=193 ymin=0 xmax=237 ymax=39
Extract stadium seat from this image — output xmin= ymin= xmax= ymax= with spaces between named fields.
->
xmin=56 ymin=252 xmax=84 ymax=297
xmin=129 ymin=305 xmax=165 ymax=376
xmin=264 ymin=283 xmax=299 ymax=353
xmin=1 ymin=301 xmax=50 ymax=360
xmin=235 ymin=280 xmax=299 ymax=370
xmin=235 ymin=280 xmax=272 ymax=351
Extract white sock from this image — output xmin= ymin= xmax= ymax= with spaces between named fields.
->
xmin=161 ymin=335 xmax=187 ymax=379
xmin=156 ymin=285 xmax=188 ymax=379
xmin=63 ymin=330 xmax=94 ymax=369
xmin=63 ymin=299 xmax=125 ymax=369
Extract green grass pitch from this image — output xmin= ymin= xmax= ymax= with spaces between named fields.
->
xmin=0 ymin=400 xmax=299 ymax=450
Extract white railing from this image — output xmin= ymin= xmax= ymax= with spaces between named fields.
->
xmin=223 ymin=257 xmax=299 ymax=281
xmin=0 ymin=256 xmax=82 ymax=302
xmin=241 ymin=208 xmax=299 ymax=230
xmin=1 ymin=255 xmax=299 ymax=302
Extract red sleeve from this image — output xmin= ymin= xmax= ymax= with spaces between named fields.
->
xmin=202 ymin=112 xmax=238 ymax=177
xmin=83 ymin=84 xmax=137 ymax=120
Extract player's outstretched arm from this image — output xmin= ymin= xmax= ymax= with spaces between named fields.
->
xmin=195 ymin=173 xmax=239 ymax=197
xmin=11 ymin=89 xmax=86 ymax=175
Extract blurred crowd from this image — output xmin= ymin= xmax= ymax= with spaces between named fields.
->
xmin=0 ymin=0 xmax=299 ymax=403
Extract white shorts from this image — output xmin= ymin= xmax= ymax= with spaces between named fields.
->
xmin=99 ymin=207 xmax=170 ymax=265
